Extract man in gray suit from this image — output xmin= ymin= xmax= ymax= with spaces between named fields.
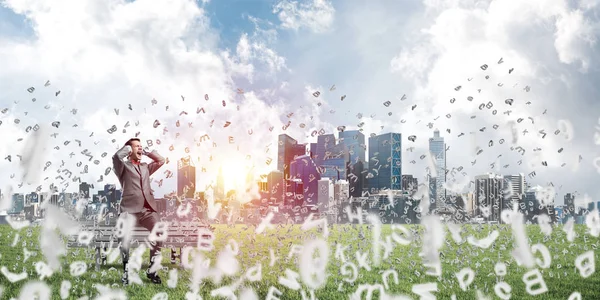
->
xmin=113 ymin=137 xmax=165 ymax=285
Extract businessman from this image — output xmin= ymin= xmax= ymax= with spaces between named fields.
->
xmin=113 ymin=138 xmax=165 ymax=285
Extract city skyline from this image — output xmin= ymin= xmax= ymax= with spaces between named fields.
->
xmin=0 ymin=128 xmax=584 ymax=210
xmin=1 ymin=0 xmax=600 ymax=215
xmin=4 ymin=171 xmax=598 ymax=227
xmin=3 ymin=127 xmax=597 ymax=226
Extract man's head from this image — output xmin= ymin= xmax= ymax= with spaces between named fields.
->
xmin=125 ymin=138 xmax=142 ymax=162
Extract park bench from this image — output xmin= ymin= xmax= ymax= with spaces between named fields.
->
xmin=65 ymin=218 xmax=215 ymax=271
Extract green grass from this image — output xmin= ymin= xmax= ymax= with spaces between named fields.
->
xmin=0 ymin=223 xmax=598 ymax=299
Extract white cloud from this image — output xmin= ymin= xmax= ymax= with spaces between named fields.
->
xmin=0 ymin=0 xmax=322 ymax=199
xmin=384 ymin=0 xmax=600 ymax=199
xmin=390 ymin=43 xmax=437 ymax=82
xmin=236 ymin=33 xmax=252 ymax=62
xmin=272 ymin=0 xmax=600 ymax=201
xmin=554 ymin=9 xmax=597 ymax=71
xmin=224 ymin=25 xmax=287 ymax=83
xmin=2 ymin=0 xmax=600 ymax=204
xmin=273 ymin=0 xmax=335 ymax=33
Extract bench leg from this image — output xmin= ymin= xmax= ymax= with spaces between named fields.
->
xmin=170 ymin=248 xmax=177 ymax=264
xmin=95 ymin=247 xmax=101 ymax=272
xmin=101 ymin=247 xmax=107 ymax=265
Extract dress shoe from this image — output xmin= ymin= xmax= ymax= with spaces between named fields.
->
xmin=146 ymin=269 xmax=162 ymax=284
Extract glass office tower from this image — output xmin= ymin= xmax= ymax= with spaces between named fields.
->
xmin=367 ymin=133 xmax=402 ymax=192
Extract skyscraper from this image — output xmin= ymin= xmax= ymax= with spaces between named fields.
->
xmin=524 ymin=189 xmax=540 ymax=223
xmin=309 ymin=143 xmax=317 ymax=160
xmin=349 ymin=160 xmax=366 ymax=198
xmin=79 ymin=182 xmax=90 ymax=199
xmin=26 ymin=192 xmax=39 ymax=205
xmin=267 ymin=170 xmax=284 ymax=204
xmin=50 ymin=194 xmax=59 ymax=206
xmin=289 ymin=154 xmax=321 ymax=206
xmin=317 ymin=179 xmax=334 ymax=213
xmin=331 ymin=180 xmax=349 ymax=223
xmin=564 ymin=193 xmax=576 ymax=219
xmin=338 ymin=130 xmax=366 ymax=166
xmin=428 ymin=129 xmax=446 ymax=209
xmin=367 ymin=133 xmax=402 ymax=192
xmin=474 ymin=173 xmax=504 ymax=222
xmin=278 ymin=134 xmax=306 ymax=179
xmin=320 ymin=142 xmax=349 ymax=181
xmin=9 ymin=194 xmax=24 ymax=214
xmin=315 ymin=134 xmax=336 ymax=167
xmin=313 ymin=133 xmax=350 ymax=182
xmin=502 ymin=174 xmax=525 ymax=210
xmin=177 ymin=156 xmax=196 ymax=199
xmin=104 ymin=184 xmax=117 ymax=210
xmin=401 ymin=175 xmax=419 ymax=192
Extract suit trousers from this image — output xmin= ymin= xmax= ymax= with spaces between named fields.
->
xmin=119 ymin=206 xmax=162 ymax=272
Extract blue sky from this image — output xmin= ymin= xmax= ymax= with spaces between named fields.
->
xmin=1 ymin=0 xmax=600 ymax=206
xmin=205 ymin=0 xmax=277 ymax=48
xmin=0 ymin=4 xmax=32 ymax=37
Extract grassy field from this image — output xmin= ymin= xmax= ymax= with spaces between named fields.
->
xmin=0 ymin=223 xmax=598 ymax=299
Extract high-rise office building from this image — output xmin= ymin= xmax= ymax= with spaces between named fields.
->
xmin=315 ymin=134 xmax=336 ymax=167
xmin=267 ymin=170 xmax=284 ymax=204
xmin=317 ymin=179 xmax=334 ymax=213
xmin=338 ymin=130 xmax=366 ymax=166
xmin=401 ymin=175 xmax=419 ymax=192
xmin=313 ymin=133 xmax=349 ymax=181
xmin=330 ymin=180 xmax=349 ymax=223
xmin=320 ymin=143 xmax=349 ymax=181
xmin=451 ymin=194 xmax=467 ymax=221
xmin=367 ymin=133 xmax=402 ymax=192
xmin=554 ymin=206 xmax=564 ymax=223
xmin=177 ymin=156 xmax=196 ymax=199
xmin=474 ymin=173 xmax=504 ymax=222
xmin=26 ymin=192 xmax=39 ymax=206
xmin=523 ymin=188 xmax=540 ymax=223
xmin=564 ymin=193 xmax=576 ymax=219
xmin=278 ymin=134 xmax=306 ymax=179
xmin=349 ymin=160 xmax=366 ymax=198
xmin=9 ymin=194 xmax=24 ymax=214
xmin=428 ymin=129 xmax=446 ymax=209
xmin=257 ymin=181 xmax=268 ymax=193
xmin=287 ymin=178 xmax=304 ymax=207
xmin=289 ymin=154 xmax=321 ymax=206
xmin=334 ymin=180 xmax=349 ymax=203
xmin=463 ymin=192 xmax=475 ymax=216
xmin=503 ymin=174 xmax=525 ymax=210
xmin=58 ymin=192 xmax=66 ymax=207
xmin=103 ymin=184 xmax=117 ymax=209
xmin=97 ymin=190 xmax=106 ymax=203
xmin=79 ymin=182 xmax=91 ymax=199
xmin=545 ymin=203 xmax=557 ymax=224
xmin=309 ymin=143 xmax=317 ymax=160
xmin=50 ymin=194 xmax=59 ymax=206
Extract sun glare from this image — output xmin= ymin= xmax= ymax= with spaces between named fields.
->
xmin=220 ymin=159 xmax=253 ymax=191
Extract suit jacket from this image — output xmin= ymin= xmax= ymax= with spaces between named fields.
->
xmin=112 ymin=145 xmax=165 ymax=213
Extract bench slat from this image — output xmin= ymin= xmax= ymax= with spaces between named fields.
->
xmin=66 ymin=222 xmax=213 ymax=249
